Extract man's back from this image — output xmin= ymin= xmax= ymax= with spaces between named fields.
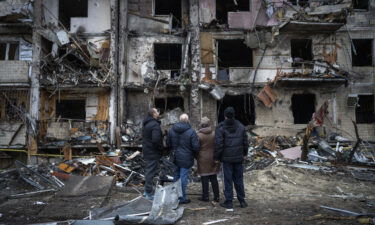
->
xmin=215 ymin=119 xmax=248 ymax=163
xmin=168 ymin=122 xmax=200 ymax=168
xmin=142 ymin=115 xmax=162 ymax=160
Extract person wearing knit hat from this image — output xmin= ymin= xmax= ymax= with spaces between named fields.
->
xmin=214 ymin=107 xmax=249 ymax=209
xmin=196 ymin=117 xmax=220 ymax=202
xmin=224 ymin=107 xmax=235 ymax=119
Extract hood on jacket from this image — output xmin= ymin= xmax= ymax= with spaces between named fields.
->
xmin=199 ymin=126 xmax=212 ymax=134
xmin=143 ymin=115 xmax=159 ymax=126
xmin=223 ymin=119 xmax=237 ymax=133
xmin=172 ymin=122 xmax=191 ymax=134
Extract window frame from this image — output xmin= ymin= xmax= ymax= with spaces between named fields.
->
xmin=0 ymin=42 xmax=20 ymax=60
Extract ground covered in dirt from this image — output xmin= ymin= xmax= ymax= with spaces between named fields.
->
xmin=0 ymin=163 xmax=374 ymax=225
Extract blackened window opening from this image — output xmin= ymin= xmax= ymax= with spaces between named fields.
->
xmin=353 ymin=0 xmax=368 ymax=10
xmin=352 ymin=39 xmax=373 ymax=66
xmin=356 ymin=95 xmax=374 ymax=123
xmin=5 ymin=98 xmax=23 ymax=121
xmin=154 ymin=0 xmax=181 ymax=28
xmin=41 ymin=37 xmax=53 ymax=56
xmin=216 ymin=0 xmax=250 ymax=24
xmin=56 ymin=100 xmax=86 ymax=120
xmin=154 ymin=43 xmax=182 ymax=77
xmin=218 ymin=40 xmax=253 ymax=68
xmin=217 ymin=94 xmax=255 ymax=126
xmin=292 ymin=94 xmax=315 ymax=124
xmin=155 ymin=97 xmax=184 ymax=114
xmin=59 ymin=0 xmax=88 ymax=30
xmin=0 ymin=43 xmax=19 ymax=60
xmin=289 ymin=0 xmax=309 ymax=7
xmin=291 ymin=39 xmax=313 ymax=67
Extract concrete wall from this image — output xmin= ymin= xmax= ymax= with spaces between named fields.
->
xmin=126 ymin=36 xmax=184 ymax=84
xmin=70 ymin=0 xmax=111 ymax=33
xmin=126 ymin=90 xmax=153 ymax=125
xmin=0 ymin=122 xmax=27 ymax=146
xmin=0 ymin=61 xmax=29 ymax=83
xmin=42 ymin=0 xmax=110 ymax=33
xmin=128 ymin=14 xmax=170 ymax=33
xmin=42 ymin=0 xmax=58 ymax=26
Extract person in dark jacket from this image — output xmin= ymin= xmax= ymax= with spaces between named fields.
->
xmin=197 ymin=117 xmax=220 ymax=202
xmin=168 ymin=113 xmax=200 ymax=204
xmin=214 ymin=107 xmax=249 ymax=209
xmin=142 ymin=108 xmax=162 ymax=200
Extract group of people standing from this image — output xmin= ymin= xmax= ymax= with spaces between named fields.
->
xmin=142 ymin=107 xmax=248 ymax=209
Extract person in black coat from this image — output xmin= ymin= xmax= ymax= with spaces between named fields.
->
xmin=168 ymin=113 xmax=200 ymax=204
xmin=214 ymin=107 xmax=249 ymax=209
xmin=142 ymin=108 xmax=162 ymax=200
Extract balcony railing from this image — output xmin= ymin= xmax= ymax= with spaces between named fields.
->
xmin=38 ymin=119 xmax=110 ymax=147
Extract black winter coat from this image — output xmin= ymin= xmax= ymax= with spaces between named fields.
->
xmin=168 ymin=122 xmax=200 ymax=168
xmin=142 ymin=116 xmax=162 ymax=160
xmin=214 ymin=119 xmax=248 ymax=163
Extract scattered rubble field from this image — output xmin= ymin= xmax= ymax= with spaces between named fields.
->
xmin=1 ymin=163 xmax=374 ymax=225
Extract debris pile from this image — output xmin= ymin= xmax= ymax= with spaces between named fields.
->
xmin=39 ymin=28 xmax=111 ymax=86
xmin=40 ymin=120 xmax=110 ymax=147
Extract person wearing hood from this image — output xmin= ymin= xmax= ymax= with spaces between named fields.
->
xmin=142 ymin=108 xmax=162 ymax=200
xmin=197 ymin=117 xmax=220 ymax=202
xmin=168 ymin=113 xmax=200 ymax=204
xmin=214 ymin=107 xmax=249 ymax=209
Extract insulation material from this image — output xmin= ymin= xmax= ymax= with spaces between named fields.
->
xmin=257 ymin=84 xmax=277 ymax=108
xmin=200 ymin=32 xmax=214 ymax=64
xmin=95 ymin=92 xmax=109 ymax=121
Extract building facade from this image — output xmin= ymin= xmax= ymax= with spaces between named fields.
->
xmin=0 ymin=0 xmax=373 ymax=165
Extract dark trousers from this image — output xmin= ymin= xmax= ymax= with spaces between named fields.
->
xmin=222 ymin=162 xmax=245 ymax=202
xmin=144 ymin=159 xmax=159 ymax=194
xmin=201 ymin=175 xmax=219 ymax=200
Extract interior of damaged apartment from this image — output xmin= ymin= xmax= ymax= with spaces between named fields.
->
xmin=0 ymin=0 xmax=374 ymax=224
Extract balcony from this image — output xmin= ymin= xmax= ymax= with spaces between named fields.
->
xmin=38 ymin=119 xmax=110 ymax=149
xmin=0 ymin=61 xmax=29 ymax=85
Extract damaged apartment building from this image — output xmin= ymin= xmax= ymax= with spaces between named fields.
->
xmin=0 ymin=0 xmax=374 ymax=165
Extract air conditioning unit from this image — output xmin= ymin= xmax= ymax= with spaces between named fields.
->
xmin=347 ymin=94 xmax=358 ymax=107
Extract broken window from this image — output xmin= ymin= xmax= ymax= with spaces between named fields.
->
xmin=217 ymin=40 xmax=253 ymax=69
xmin=0 ymin=43 xmax=19 ymax=60
xmin=291 ymin=94 xmax=315 ymax=124
xmin=291 ymin=39 xmax=313 ymax=67
xmin=155 ymin=97 xmax=184 ymax=114
xmin=217 ymin=94 xmax=255 ymax=125
xmin=5 ymin=98 xmax=23 ymax=121
xmin=352 ymin=39 xmax=373 ymax=67
xmin=56 ymin=100 xmax=86 ymax=120
xmin=154 ymin=0 xmax=181 ymax=28
xmin=41 ymin=37 xmax=53 ymax=56
xmin=0 ymin=91 xmax=29 ymax=122
xmin=216 ymin=0 xmax=250 ymax=24
xmin=356 ymin=95 xmax=374 ymax=124
xmin=353 ymin=0 xmax=368 ymax=10
xmin=59 ymin=0 xmax=88 ymax=30
xmin=154 ymin=43 xmax=182 ymax=78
